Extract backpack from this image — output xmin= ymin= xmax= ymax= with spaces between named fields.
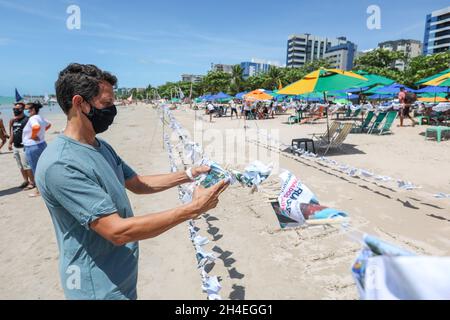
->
xmin=405 ymin=92 xmax=417 ymax=104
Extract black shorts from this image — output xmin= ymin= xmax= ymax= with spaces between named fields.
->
xmin=401 ymin=106 xmax=411 ymax=116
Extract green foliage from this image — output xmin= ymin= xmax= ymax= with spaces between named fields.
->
xmin=230 ymin=64 xmax=244 ymax=94
xmin=402 ymin=51 xmax=450 ymax=86
xmin=354 ymin=48 xmax=406 ymax=69
xmin=123 ymin=51 xmax=449 ymax=100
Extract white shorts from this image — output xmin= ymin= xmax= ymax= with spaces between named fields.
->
xmin=13 ymin=147 xmax=31 ymax=170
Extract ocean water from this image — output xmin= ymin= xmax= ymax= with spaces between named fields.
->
xmin=0 ymin=97 xmax=63 ymax=122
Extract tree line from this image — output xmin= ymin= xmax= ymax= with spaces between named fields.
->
xmin=119 ymin=50 xmax=450 ymax=100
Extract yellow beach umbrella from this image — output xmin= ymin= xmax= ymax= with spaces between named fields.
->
xmin=418 ymin=69 xmax=450 ymax=87
xmin=423 ymin=73 xmax=450 ymax=87
xmin=278 ymin=68 xmax=368 ymax=95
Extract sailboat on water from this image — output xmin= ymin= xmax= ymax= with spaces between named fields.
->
xmin=15 ymin=88 xmax=23 ymax=102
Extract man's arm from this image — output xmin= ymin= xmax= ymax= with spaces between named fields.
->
xmin=125 ymin=166 xmax=210 ymax=195
xmin=7 ymin=119 xmax=14 ymax=149
xmin=91 ymin=180 xmax=229 ymax=246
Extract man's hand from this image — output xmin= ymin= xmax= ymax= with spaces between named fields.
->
xmin=8 ymin=143 xmax=12 ymax=151
xmin=191 ymin=165 xmax=211 ymax=178
xmin=189 ymin=180 xmax=230 ymax=218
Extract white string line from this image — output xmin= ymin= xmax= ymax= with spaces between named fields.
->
xmin=157 ymin=105 xmax=222 ymax=300
xmin=247 ymin=124 xmax=448 ymax=200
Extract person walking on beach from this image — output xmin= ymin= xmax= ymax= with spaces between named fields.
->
xmin=230 ymin=99 xmax=239 ymax=120
xmin=398 ymin=87 xmax=416 ymax=127
xmin=0 ymin=114 xmax=9 ymax=152
xmin=207 ymin=101 xmax=216 ymax=122
xmin=35 ymin=63 xmax=229 ymax=300
xmin=269 ymin=100 xmax=275 ymax=119
xmin=8 ymin=103 xmax=35 ymax=190
xmin=22 ymin=102 xmax=51 ymax=197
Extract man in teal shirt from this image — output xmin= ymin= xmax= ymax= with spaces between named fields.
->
xmin=36 ymin=63 xmax=228 ymax=300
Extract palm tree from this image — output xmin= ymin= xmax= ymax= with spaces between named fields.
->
xmin=264 ymin=66 xmax=283 ymax=90
xmin=231 ymin=64 xmax=244 ymax=94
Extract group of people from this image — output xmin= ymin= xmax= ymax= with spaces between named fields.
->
xmin=0 ymin=102 xmax=51 ymax=197
xmin=205 ymin=99 xmax=277 ymax=122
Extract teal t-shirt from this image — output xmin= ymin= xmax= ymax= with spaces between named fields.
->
xmin=36 ymin=135 xmax=139 ymax=300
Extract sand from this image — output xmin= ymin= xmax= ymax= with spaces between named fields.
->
xmin=0 ymin=104 xmax=449 ymax=300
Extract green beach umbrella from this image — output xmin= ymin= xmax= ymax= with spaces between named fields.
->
xmin=278 ymin=68 xmax=368 ymax=95
xmin=354 ymin=70 xmax=395 ymax=87
xmin=416 ymin=69 xmax=450 ymax=86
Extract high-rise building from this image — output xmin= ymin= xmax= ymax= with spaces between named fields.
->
xmin=286 ymin=34 xmax=349 ymax=68
xmin=181 ymin=74 xmax=204 ymax=83
xmin=240 ymin=59 xmax=283 ymax=79
xmin=211 ymin=63 xmax=233 ymax=74
xmin=323 ymin=41 xmax=358 ymax=71
xmin=423 ymin=6 xmax=450 ymax=55
xmin=378 ymin=39 xmax=422 ymax=71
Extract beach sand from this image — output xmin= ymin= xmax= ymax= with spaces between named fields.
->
xmin=0 ymin=104 xmax=449 ymax=300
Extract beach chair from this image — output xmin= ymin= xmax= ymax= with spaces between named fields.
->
xmin=343 ymin=108 xmax=352 ymax=118
xmin=416 ymin=115 xmax=430 ymax=125
xmin=367 ymin=112 xmax=387 ymax=134
xmin=425 ymin=126 xmax=450 ymax=143
xmin=371 ymin=111 xmax=397 ymax=135
xmin=350 ymin=108 xmax=361 ymax=119
xmin=309 ymin=121 xmax=341 ymax=146
xmin=288 ymin=111 xmax=302 ymax=124
xmin=318 ymin=123 xmax=354 ymax=155
xmin=351 ymin=111 xmax=374 ymax=133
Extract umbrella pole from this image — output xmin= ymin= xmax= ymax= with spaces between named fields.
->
xmin=324 ymin=92 xmax=330 ymax=144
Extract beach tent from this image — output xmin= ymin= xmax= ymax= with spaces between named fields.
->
xmin=277 ymin=68 xmax=368 ymax=95
xmin=367 ymin=93 xmax=393 ymax=100
xmin=235 ymin=92 xmax=248 ymax=99
xmin=244 ymin=89 xmax=273 ymax=101
xmin=415 ymin=86 xmax=449 ymax=93
xmin=366 ymin=83 xmax=415 ymax=94
xmin=202 ymin=94 xmax=214 ymax=102
xmin=212 ymin=92 xmax=232 ymax=101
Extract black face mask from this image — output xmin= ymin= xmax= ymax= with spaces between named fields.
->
xmin=82 ymin=100 xmax=117 ymax=134
xmin=13 ymin=108 xmax=24 ymax=117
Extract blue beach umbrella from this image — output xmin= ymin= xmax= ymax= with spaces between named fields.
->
xmin=414 ymin=86 xmax=449 ymax=93
xmin=235 ymin=92 xmax=248 ymax=99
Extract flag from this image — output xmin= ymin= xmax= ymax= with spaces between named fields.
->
xmin=15 ymin=88 xmax=23 ymax=102
xmin=179 ymin=87 xmax=185 ymax=99
xmin=189 ymin=82 xmax=193 ymax=100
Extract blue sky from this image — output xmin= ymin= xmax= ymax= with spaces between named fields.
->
xmin=0 ymin=0 xmax=448 ymax=95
